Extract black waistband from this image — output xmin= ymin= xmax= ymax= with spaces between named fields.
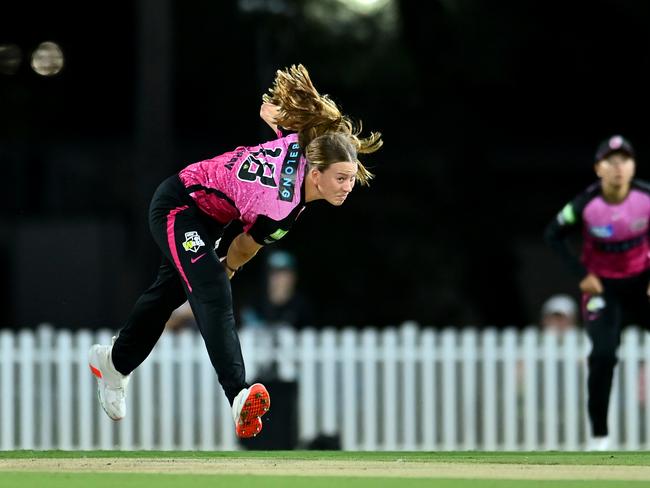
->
xmin=163 ymin=175 xmax=196 ymax=206
xmin=594 ymin=235 xmax=645 ymax=253
xmin=158 ymin=175 xmax=228 ymax=235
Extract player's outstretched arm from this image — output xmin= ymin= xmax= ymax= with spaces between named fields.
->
xmin=223 ymin=232 xmax=263 ymax=279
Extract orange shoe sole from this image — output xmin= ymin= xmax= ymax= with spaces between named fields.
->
xmin=236 ymin=383 xmax=271 ymax=438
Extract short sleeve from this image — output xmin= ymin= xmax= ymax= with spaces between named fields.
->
xmin=247 ymin=215 xmax=291 ymax=245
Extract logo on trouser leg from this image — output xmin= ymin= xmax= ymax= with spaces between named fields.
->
xmin=586 ymin=296 xmax=606 ymax=312
xmin=585 ymin=295 xmax=606 ymax=320
xmin=182 ymin=231 xmax=205 ymax=253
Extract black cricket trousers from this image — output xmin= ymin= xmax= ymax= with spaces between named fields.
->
xmin=584 ymin=269 xmax=650 ymax=437
xmin=111 ymin=175 xmax=246 ymax=404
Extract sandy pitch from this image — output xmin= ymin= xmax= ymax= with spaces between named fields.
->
xmin=0 ymin=458 xmax=649 ymax=480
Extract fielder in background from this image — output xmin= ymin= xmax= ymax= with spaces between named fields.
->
xmin=88 ymin=64 xmax=383 ymax=438
xmin=539 ymin=294 xmax=579 ymax=334
xmin=545 ymin=135 xmax=650 ymax=451
xmin=240 ymin=250 xmax=314 ymax=330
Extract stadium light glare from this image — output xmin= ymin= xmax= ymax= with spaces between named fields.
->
xmin=31 ymin=41 xmax=64 ymax=76
xmin=303 ymin=0 xmax=397 ymax=41
xmin=337 ymin=0 xmax=390 ymax=15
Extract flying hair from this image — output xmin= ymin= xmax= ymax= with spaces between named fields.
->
xmin=263 ymin=64 xmax=383 ymax=185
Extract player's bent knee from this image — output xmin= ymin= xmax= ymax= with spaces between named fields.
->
xmin=190 ymin=280 xmax=232 ymax=306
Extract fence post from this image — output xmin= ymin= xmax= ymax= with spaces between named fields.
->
xmin=1 ymin=330 xmax=14 ymax=450
xmin=382 ymin=328 xmax=398 ymax=450
xmin=502 ymin=328 xmax=518 ymax=450
xmin=76 ymin=329 xmax=93 ymax=450
xmin=522 ymin=328 xmax=538 ymax=450
xmin=420 ymin=328 xmax=436 ymax=450
xmin=562 ymin=329 xmax=579 ymax=450
xmin=298 ymin=329 xmax=317 ymax=444
xmin=178 ymin=330 xmax=195 ymax=450
xmin=341 ymin=327 xmax=358 ymax=450
xmin=321 ymin=328 xmax=337 ymax=437
xmin=401 ymin=322 xmax=418 ymax=450
xmin=18 ymin=330 xmax=35 ymax=449
xmin=37 ymin=326 xmax=54 ymax=449
xmin=277 ymin=326 xmax=297 ymax=381
xmin=542 ymin=331 xmax=558 ymax=450
xmin=138 ymin=343 xmax=155 ymax=449
xmin=55 ymin=330 xmax=73 ymax=450
xmin=362 ymin=328 xmax=378 ymax=450
xmin=158 ymin=333 xmax=175 ymax=450
xmin=623 ymin=328 xmax=640 ymax=450
xmin=197 ymin=331 xmax=216 ymax=450
xmin=441 ymin=328 xmax=457 ymax=451
xmin=482 ymin=328 xmax=498 ymax=450
xmin=610 ymin=359 xmax=621 ymax=449
xmin=461 ymin=328 xmax=477 ymax=451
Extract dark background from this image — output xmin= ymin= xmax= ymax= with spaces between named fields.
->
xmin=2 ymin=0 xmax=649 ymax=330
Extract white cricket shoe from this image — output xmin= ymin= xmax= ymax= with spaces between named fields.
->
xmin=231 ymin=383 xmax=270 ymax=438
xmin=88 ymin=339 xmax=130 ymax=421
xmin=587 ymin=436 xmax=610 ymax=451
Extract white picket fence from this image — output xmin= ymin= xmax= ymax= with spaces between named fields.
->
xmin=1 ymin=323 xmax=649 ymax=451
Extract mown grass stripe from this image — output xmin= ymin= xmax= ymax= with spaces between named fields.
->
xmin=0 ymin=472 xmax=646 ymax=488
xmin=0 ymin=451 xmax=648 ymax=466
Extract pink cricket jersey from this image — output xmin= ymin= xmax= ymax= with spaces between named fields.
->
xmin=553 ymin=181 xmax=650 ymax=278
xmin=178 ymin=132 xmax=308 ymax=245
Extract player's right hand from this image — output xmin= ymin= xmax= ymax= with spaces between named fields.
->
xmin=220 ymin=256 xmax=236 ymax=280
xmin=579 ymin=273 xmax=604 ymax=295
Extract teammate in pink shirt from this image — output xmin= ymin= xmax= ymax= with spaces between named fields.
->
xmin=88 ymin=65 xmax=383 ymax=438
xmin=545 ymin=135 xmax=650 ymax=450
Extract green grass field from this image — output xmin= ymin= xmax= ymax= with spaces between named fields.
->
xmin=1 ymin=450 xmax=649 ymax=488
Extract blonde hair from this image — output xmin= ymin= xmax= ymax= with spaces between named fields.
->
xmin=263 ymin=64 xmax=382 ymax=185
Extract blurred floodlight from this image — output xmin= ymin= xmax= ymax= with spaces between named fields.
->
xmin=31 ymin=41 xmax=64 ymax=76
xmin=305 ymin=0 xmax=397 ymax=40
xmin=338 ymin=0 xmax=390 ymax=15
xmin=0 ymin=43 xmax=22 ymax=75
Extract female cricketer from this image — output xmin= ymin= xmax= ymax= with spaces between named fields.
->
xmin=545 ymin=135 xmax=650 ymax=450
xmin=88 ymin=64 xmax=383 ymax=438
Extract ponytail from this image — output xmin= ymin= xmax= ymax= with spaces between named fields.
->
xmin=264 ymin=64 xmax=383 ymax=184
xmin=264 ymin=65 xmax=382 ymax=147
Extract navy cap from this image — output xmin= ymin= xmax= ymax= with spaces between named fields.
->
xmin=595 ymin=135 xmax=635 ymax=162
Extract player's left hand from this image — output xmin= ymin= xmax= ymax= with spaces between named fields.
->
xmin=260 ymin=102 xmax=281 ymax=128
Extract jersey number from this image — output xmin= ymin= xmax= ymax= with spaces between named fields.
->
xmin=236 ymin=149 xmax=282 ymax=188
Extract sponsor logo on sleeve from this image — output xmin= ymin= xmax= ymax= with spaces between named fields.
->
xmin=589 ymin=224 xmax=614 ymax=238
xmin=630 ymin=218 xmax=649 ymax=232
xmin=263 ymin=228 xmax=289 ymax=244
xmin=557 ymin=203 xmax=576 ymax=225
xmin=278 ymin=142 xmax=301 ymax=202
